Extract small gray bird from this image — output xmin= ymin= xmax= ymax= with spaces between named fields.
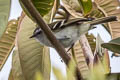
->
xmin=30 ymin=16 xmax=117 ymax=48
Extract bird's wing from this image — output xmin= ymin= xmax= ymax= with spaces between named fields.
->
xmin=48 ymin=18 xmax=94 ymax=31
xmin=38 ymin=18 xmax=94 ymax=33
xmin=48 ymin=21 xmax=59 ymax=29
xmin=62 ymin=18 xmax=94 ymax=27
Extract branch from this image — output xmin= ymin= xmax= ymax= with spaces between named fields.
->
xmin=20 ymin=0 xmax=82 ymax=79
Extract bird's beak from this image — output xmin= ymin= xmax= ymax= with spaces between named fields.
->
xmin=29 ymin=34 xmax=36 ymax=38
xmin=30 ymin=31 xmax=41 ymax=38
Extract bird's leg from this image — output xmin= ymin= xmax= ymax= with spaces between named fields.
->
xmin=67 ymin=43 xmax=74 ymax=52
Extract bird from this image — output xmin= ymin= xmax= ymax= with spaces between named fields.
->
xmin=30 ymin=16 xmax=117 ymax=48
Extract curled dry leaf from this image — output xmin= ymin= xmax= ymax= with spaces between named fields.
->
xmin=50 ymin=0 xmax=60 ymax=22
xmin=94 ymin=0 xmax=120 ymax=39
xmin=0 ymin=19 xmax=18 ymax=70
xmin=72 ymin=41 xmax=89 ymax=79
xmin=61 ymin=0 xmax=83 ymax=18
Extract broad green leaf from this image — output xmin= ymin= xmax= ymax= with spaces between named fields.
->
xmin=101 ymin=37 xmax=120 ymax=53
xmin=32 ymin=0 xmax=54 ymax=16
xmin=0 ymin=0 xmax=11 ymax=38
xmin=19 ymin=0 xmax=54 ymax=18
xmin=78 ymin=0 xmax=92 ymax=15
xmin=19 ymin=0 xmax=34 ymax=20
xmin=0 ymin=20 xmax=18 ymax=70
xmin=11 ymin=49 xmax=25 ymax=80
xmin=17 ymin=15 xmax=51 ymax=80
xmin=43 ymin=0 xmax=60 ymax=23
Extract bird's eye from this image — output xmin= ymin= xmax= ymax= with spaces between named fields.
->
xmin=34 ymin=27 xmax=41 ymax=34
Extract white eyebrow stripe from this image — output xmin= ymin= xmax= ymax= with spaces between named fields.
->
xmin=52 ymin=21 xmax=62 ymax=29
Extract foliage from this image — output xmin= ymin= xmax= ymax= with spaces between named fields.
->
xmin=32 ymin=0 xmax=54 ymax=17
xmin=78 ymin=0 xmax=92 ymax=15
xmin=16 ymin=14 xmax=51 ymax=80
xmin=0 ymin=0 xmax=11 ymax=38
xmin=102 ymin=37 xmax=120 ymax=53
xmin=19 ymin=0 xmax=54 ymax=20
xmin=0 ymin=0 xmax=120 ymax=80
xmin=0 ymin=20 xmax=18 ymax=70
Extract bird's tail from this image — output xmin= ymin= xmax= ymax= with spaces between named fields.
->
xmin=89 ymin=16 xmax=118 ymax=25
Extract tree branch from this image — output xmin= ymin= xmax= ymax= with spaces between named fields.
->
xmin=20 ymin=0 xmax=82 ymax=79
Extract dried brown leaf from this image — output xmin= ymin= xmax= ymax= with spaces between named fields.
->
xmin=0 ymin=20 xmax=18 ymax=70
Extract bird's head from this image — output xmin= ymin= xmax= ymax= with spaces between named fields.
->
xmin=30 ymin=27 xmax=41 ymax=38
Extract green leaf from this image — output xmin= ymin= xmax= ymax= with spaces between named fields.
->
xmin=101 ymin=37 xmax=120 ymax=53
xmin=11 ymin=49 xmax=25 ymax=80
xmin=43 ymin=0 xmax=60 ymax=23
xmin=0 ymin=20 xmax=18 ymax=70
xmin=20 ymin=0 xmax=54 ymax=18
xmin=32 ymin=0 xmax=54 ymax=16
xmin=17 ymin=15 xmax=51 ymax=80
xmin=107 ymin=73 xmax=120 ymax=80
xmin=78 ymin=0 xmax=92 ymax=15
xmin=0 ymin=0 xmax=11 ymax=38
